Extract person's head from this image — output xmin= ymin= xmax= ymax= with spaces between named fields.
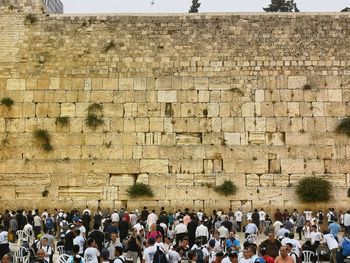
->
xmin=187 ymin=250 xmax=197 ymax=262
xmin=311 ymin=225 xmax=317 ymax=232
xmin=93 ymin=223 xmax=100 ymax=230
xmin=259 ymin=248 xmax=267 ymax=257
xmin=215 ymin=252 xmax=224 ymax=262
xmin=305 ymin=220 xmax=310 ymax=226
xmin=229 ymin=231 xmax=235 ymax=239
xmin=40 ymin=238 xmax=48 ymax=247
xmin=286 ymin=243 xmax=293 ymax=253
xmin=150 ymin=223 xmax=156 ymax=231
xmin=181 ymin=237 xmax=189 ymax=248
xmin=115 ymin=246 xmax=123 ymax=257
xmin=228 ymin=252 xmax=238 ymax=263
xmin=243 ymin=248 xmax=250 ymax=259
xmin=72 ymin=245 xmax=80 ymax=255
xmin=268 ymin=232 xmax=275 ymax=241
xmin=248 ymin=245 xmax=256 ymax=257
xmin=156 ymin=235 xmax=162 ymax=243
xmin=164 ymin=237 xmax=171 ymax=245
xmin=279 ymin=246 xmax=288 ymax=258
xmin=111 ymin=232 xmax=118 ymax=242
xmin=36 ymin=249 xmax=46 ymax=259
xmin=101 ymin=249 xmax=109 ymax=260
xmin=87 ymin=238 xmax=96 ymax=247
xmin=148 ymin=237 xmax=156 ymax=246
xmin=75 ymin=229 xmax=80 ymax=236
xmin=1 ymin=254 xmax=11 ymax=263
xmin=195 ymin=238 xmax=202 ymax=246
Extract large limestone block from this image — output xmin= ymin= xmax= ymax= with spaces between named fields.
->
xmin=140 ymin=159 xmax=169 ymax=173
xmin=176 ymin=174 xmax=194 ymax=186
xmin=109 ymin=174 xmax=135 ymax=186
xmin=157 ymin=91 xmax=177 ymax=102
xmin=102 ymin=78 xmax=118 ymax=90
xmin=224 ymin=133 xmax=241 ymax=145
xmin=93 ymin=160 xmax=140 ymax=174
xmin=6 ymin=79 xmax=25 ymax=90
xmin=281 ymin=159 xmax=304 ymax=174
xmin=61 ymin=103 xmax=76 ymax=117
xmin=288 ymin=76 xmax=307 ymax=89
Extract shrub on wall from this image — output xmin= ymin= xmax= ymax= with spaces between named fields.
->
xmin=214 ymin=180 xmax=237 ymax=196
xmin=33 ymin=129 xmax=53 ymax=152
xmin=335 ymin=117 xmax=350 ymax=137
xmin=296 ymin=177 xmax=331 ymax=202
xmin=85 ymin=103 xmax=104 ymax=130
xmin=1 ymin=97 xmax=14 ymax=110
xmin=127 ymin=183 xmax=154 ymax=198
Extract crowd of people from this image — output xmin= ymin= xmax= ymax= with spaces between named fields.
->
xmin=0 ymin=206 xmax=349 ymax=263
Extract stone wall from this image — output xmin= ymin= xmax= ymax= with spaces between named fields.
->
xmin=1 ymin=2 xmax=350 ymax=213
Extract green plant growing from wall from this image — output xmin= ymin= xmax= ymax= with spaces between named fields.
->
xmin=103 ymin=40 xmax=116 ymax=53
xmin=85 ymin=103 xmax=104 ymax=130
xmin=335 ymin=117 xmax=350 ymax=137
xmin=127 ymin=183 xmax=154 ymax=198
xmin=229 ymin=88 xmax=244 ymax=96
xmin=296 ymin=177 xmax=331 ymax=202
xmin=33 ymin=129 xmax=53 ymax=152
xmin=42 ymin=190 xmax=49 ymax=197
xmin=214 ymin=180 xmax=237 ymax=196
xmin=1 ymin=97 xmax=14 ymax=110
xmin=56 ymin=116 xmax=70 ymax=127
xmin=25 ymin=14 xmax=38 ymax=24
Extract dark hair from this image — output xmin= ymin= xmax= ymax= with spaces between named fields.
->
xmin=188 ymin=250 xmax=197 ymax=260
xmin=75 ymin=229 xmax=80 ymax=235
xmin=72 ymin=245 xmax=80 ymax=254
xmin=87 ymin=239 xmax=95 ymax=246
xmin=115 ymin=246 xmax=123 ymax=255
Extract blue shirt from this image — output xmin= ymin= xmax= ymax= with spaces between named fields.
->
xmin=328 ymin=222 xmax=340 ymax=237
xmin=225 ymin=238 xmax=240 ymax=251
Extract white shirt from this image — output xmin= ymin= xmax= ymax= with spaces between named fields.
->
xmin=111 ymin=212 xmax=120 ymax=223
xmin=245 ymin=223 xmax=258 ymax=234
xmin=344 ymin=213 xmax=350 ymax=227
xmin=147 ymin=213 xmax=158 ymax=227
xmin=234 ymin=211 xmax=243 ymax=222
xmin=143 ymin=245 xmax=157 ymax=263
xmin=196 ymin=225 xmax=209 ymax=238
xmin=0 ymin=231 xmax=8 ymax=244
xmin=197 ymin=212 xmax=204 ymax=221
xmin=273 ymin=221 xmax=283 ymax=233
xmin=175 ymin=223 xmax=187 ymax=234
xmin=323 ymin=234 xmax=338 ymax=250
xmin=259 ymin=211 xmax=266 ymax=221
xmin=218 ymin=226 xmax=229 ymax=238
xmin=155 ymin=242 xmax=166 ymax=252
xmin=304 ymin=211 xmax=313 ymax=221
xmin=113 ymin=256 xmax=125 ymax=263
xmin=303 ymin=226 xmax=311 ymax=239
xmin=310 ymin=231 xmax=321 ymax=244
xmin=246 ymin=212 xmax=252 ymax=221
xmin=133 ymin=223 xmax=144 ymax=234
xmin=73 ymin=235 xmax=85 ymax=254
xmin=23 ymin=224 xmax=33 ymax=236
xmin=34 ymin=215 xmax=42 ymax=227
xmin=129 ymin=214 xmax=138 ymax=226
xmin=167 ymin=249 xmax=181 ymax=263
xmin=282 ymin=238 xmax=301 ymax=255
xmin=191 ymin=244 xmax=210 ymax=259
xmin=84 ymin=247 xmax=100 ymax=263
xmin=79 ymin=225 xmax=86 ymax=237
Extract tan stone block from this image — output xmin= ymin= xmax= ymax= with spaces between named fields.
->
xmin=176 ymin=174 xmax=194 ymax=186
xmin=328 ymin=89 xmax=342 ymax=101
xmin=241 ymin=103 xmax=254 ymax=117
xmin=305 ymin=159 xmax=324 ymax=174
xmin=61 ymin=103 xmax=76 ymax=117
xmin=91 ymin=78 xmax=103 ymax=90
xmin=248 ymin=132 xmax=266 ymax=145
xmin=267 ymin=132 xmax=285 ymax=146
xmin=198 ymin=91 xmax=209 ymax=102
xmin=224 ymin=132 xmax=241 ymax=145
xmin=22 ymin=103 xmax=35 ymax=117
xmin=299 ymin=102 xmax=313 ymax=116
xmin=90 ymin=91 xmax=114 ymax=102
xmin=136 ymin=173 xmax=149 ymax=184
xmin=288 ymin=76 xmax=307 ymax=89
xmin=149 ymin=118 xmax=164 ymax=132
xmin=273 ymin=102 xmax=287 ymax=116
xmin=35 ymin=103 xmax=48 ymax=117
xmin=102 ymin=78 xmax=118 ymax=90
xmin=49 ymin=78 xmax=60 ymax=90
xmin=255 ymin=90 xmax=264 ymax=102
xmin=0 ymin=79 xmax=6 ymax=90
xmin=60 ymin=78 xmax=72 ymax=89
xmin=7 ymin=79 xmax=25 ymax=90
xmin=72 ymin=78 xmax=84 ymax=90
xmin=156 ymin=77 xmax=172 ymax=90
xmin=207 ymin=103 xmax=219 ymax=117
xmin=281 ymin=159 xmax=304 ymax=173
xmin=94 ymin=160 xmax=140 ymax=174
xmin=287 ymin=102 xmax=299 ymax=116
xmin=142 ymin=146 xmax=159 ymax=159
xmin=140 ymin=159 xmax=168 ymax=173
xmin=66 ymin=91 xmax=77 ymax=102
xmin=135 ymin=118 xmax=149 ymax=132
xmin=157 ymin=91 xmax=177 ymax=102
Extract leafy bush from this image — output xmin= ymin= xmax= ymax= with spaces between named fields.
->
xmin=33 ymin=129 xmax=53 ymax=152
xmin=56 ymin=116 xmax=70 ymax=127
xmin=127 ymin=183 xmax=154 ymax=198
xmin=85 ymin=103 xmax=104 ymax=130
xmin=214 ymin=180 xmax=237 ymax=196
xmin=296 ymin=177 xmax=331 ymax=202
xmin=1 ymin=97 xmax=14 ymax=110
xmin=42 ymin=190 xmax=49 ymax=197
xmin=25 ymin=14 xmax=37 ymax=24
xmin=336 ymin=117 xmax=350 ymax=137
xmin=103 ymin=40 xmax=116 ymax=53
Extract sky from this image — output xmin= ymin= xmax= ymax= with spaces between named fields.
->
xmin=62 ymin=0 xmax=350 ymax=14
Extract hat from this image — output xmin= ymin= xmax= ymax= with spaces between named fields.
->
xmin=78 ymin=219 xmax=82 ymax=222
xmin=60 ymin=234 xmax=65 ymax=238
xmin=69 ymin=224 xmax=75 ymax=228
xmin=179 ymin=219 xmax=183 ymax=222
xmin=216 ymin=251 xmax=224 ymax=258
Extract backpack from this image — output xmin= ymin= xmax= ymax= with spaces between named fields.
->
xmin=153 ymin=246 xmax=168 ymax=263
xmin=195 ymin=247 xmax=204 ymax=263
xmin=290 ymin=252 xmax=302 ymax=263
xmin=342 ymin=240 xmax=350 ymax=257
